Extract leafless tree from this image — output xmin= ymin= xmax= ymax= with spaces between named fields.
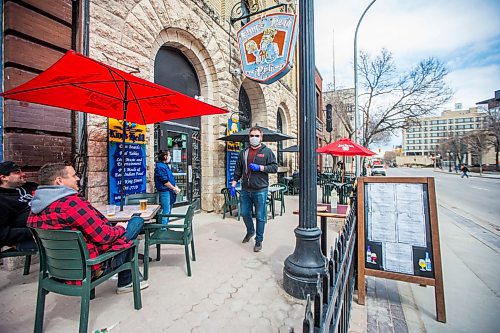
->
xmin=358 ymin=48 xmax=453 ymax=147
xmin=383 ymin=151 xmax=397 ymax=164
xmin=481 ymin=105 xmax=500 ymax=168
xmin=464 ymin=130 xmax=491 ymax=174
xmin=440 ymin=132 xmax=468 ymax=166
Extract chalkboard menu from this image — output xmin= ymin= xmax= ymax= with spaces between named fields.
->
xmin=108 ymin=119 xmax=147 ymax=205
xmin=357 ymin=177 xmax=446 ymax=323
xmin=226 ymin=116 xmax=241 ymax=188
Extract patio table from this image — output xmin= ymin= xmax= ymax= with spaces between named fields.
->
xmin=293 ymin=204 xmax=348 ymax=257
xmin=94 ymin=204 xmax=161 ymax=223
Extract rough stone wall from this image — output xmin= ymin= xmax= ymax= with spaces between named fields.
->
xmin=87 ymin=0 xmax=298 ymax=211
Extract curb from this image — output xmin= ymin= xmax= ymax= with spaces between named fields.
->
xmin=432 ymin=169 xmax=500 ymax=180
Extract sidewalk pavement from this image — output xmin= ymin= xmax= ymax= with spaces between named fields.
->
xmin=433 ymin=168 xmax=500 ymax=179
xmin=0 ymin=193 xmax=369 ymax=333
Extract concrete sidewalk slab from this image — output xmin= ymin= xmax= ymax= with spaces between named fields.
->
xmin=0 ymin=194 xmax=367 ymax=333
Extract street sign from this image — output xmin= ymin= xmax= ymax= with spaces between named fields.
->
xmin=237 ymin=13 xmax=298 ymax=84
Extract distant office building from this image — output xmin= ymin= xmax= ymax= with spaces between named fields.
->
xmin=402 ymin=106 xmax=487 ymax=157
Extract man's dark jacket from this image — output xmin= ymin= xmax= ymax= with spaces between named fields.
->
xmin=0 ymin=182 xmax=37 ymax=246
xmin=233 ymin=144 xmax=278 ymax=191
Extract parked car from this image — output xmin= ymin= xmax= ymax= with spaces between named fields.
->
xmin=371 ymin=165 xmax=386 ymax=176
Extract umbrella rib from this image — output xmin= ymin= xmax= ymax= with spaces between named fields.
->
xmin=124 ymin=83 xmax=147 ymax=124
xmin=2 ymin=80 xmax=127 ymax=100
xmin=106 ymin=68 xmax=128 ymax=101
xmin=132 ymin=93 xmax=176 ymax=101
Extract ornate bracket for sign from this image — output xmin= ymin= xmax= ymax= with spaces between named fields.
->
xmin=230 ymin=1 xmax=289 ymax=25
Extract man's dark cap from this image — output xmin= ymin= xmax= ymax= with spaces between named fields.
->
xmin=0 ymin=161 xmax=21 ymax=176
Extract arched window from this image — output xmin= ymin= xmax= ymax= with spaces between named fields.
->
xmin=154 ymin=46 xmax=200 ymax=128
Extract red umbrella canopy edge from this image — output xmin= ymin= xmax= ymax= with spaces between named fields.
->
xmin=316 ymin=137 xmax=376 ymax=157
xmin=1 ymin=50 xmax=227 ymax=124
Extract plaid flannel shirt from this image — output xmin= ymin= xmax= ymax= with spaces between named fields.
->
xmin=27 ymin=194 xmax=132 ymax=284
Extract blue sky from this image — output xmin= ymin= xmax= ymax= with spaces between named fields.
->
xmin=313 ymin=0 xmax=500 ymax=111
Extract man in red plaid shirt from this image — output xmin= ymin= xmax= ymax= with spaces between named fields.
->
xmin=28 ymin=162 xmax=148 ymax=293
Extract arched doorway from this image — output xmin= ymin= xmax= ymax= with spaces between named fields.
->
xmin=154 ymin=46 xmax=202 ymax=207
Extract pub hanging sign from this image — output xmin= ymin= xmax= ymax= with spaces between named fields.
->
xmin=237 ymin=13 xmax=298 ymax=84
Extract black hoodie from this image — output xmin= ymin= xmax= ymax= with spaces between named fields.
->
xmin=0 ymin=182 xmax=37 ymax=246
xmin=232 ymin=144 xmax=278 ymax=191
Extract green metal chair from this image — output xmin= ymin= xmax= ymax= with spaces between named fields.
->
xmin=124 ymin=192 xmax=159 ymax=205
xmin=0 ymin=246 xmax=36 ymax=275
xmin=321 ymin=183 xmax=335 ymax=204
xmin=339 ymin=184 xmax=354 ymax=205
xmin=221 ymin=188 xmax=240 ymax=220
xmin=31 ymin=228 xmax=143 ymax=333
xmin=270 ymin=183 xmax=287 ymax=216
xmin=143 ymin=201 xmax=197 ymax=279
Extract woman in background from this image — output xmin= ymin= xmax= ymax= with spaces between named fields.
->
xmin=154 ymin=151 xmax=180 ymax=224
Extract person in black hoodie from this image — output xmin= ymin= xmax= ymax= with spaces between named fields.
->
xmin=0 ymin=161 xmax=38 ymax=250
xmin=231 ymin=127 xmax=278 ymax=252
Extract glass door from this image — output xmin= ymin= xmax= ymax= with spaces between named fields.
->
xmin=167 ymin=130 xmax=189 ymax=204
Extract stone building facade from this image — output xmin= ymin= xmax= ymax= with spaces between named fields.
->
xmin=86 ymin=0 xmax=299 ymax=211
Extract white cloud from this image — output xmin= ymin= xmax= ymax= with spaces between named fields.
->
xmin=445 ymin=64 xmax=500 ymax=108
xmin=314 ymin=0 xmax=500 ymax=104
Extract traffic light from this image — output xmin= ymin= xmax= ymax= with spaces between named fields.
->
xmin=326 ymin=104 xmax=333 ymax=132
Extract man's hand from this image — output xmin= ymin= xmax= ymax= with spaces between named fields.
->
xmin=230 ymin=186 xmax=236 ymax=197
xmin=249 ymin=163 xmax=261 ymax=171
xmin=116 ymin=222 xmax=128 ymax=229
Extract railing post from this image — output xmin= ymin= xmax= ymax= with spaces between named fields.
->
xmin=303 ymin=294 xmax=314 ymax=333
xmin=314 ymin=275 xmax=323 ymax=329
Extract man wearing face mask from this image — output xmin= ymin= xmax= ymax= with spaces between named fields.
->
xmin=231 ymin=127 xmax=278 ymax=252
xmin=154 ymin=151 xmax=181 ymax=224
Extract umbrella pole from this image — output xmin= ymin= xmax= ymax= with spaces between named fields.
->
xmin=120 ymin=119 xmax=126 ymax=211
xmin=120 ymin=82 xmax=129 ymax=211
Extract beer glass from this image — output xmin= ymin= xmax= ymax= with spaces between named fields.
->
xmin=139 ymin=199 xmax=147 ymax=211
xmin=106 ymin=204 xmax=116 ymax=217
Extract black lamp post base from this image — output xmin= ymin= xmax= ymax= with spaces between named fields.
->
xmin=283 ymin=227 xmax=326 ymax=299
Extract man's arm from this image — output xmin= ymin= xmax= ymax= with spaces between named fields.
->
xmin=65 ymin=196 xmax=126 ymax=245
xmin=0 ymin=206 xmax=32 ymax=246
xmin=0 ymin=225 xmax=33 ymax=246
xmin=262 ymin=149 xmax=278 ymax=173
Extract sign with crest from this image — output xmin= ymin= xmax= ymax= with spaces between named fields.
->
xmin=237 ymin=13 xmax=298 ymax=84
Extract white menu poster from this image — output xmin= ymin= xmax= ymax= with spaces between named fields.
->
xmin=366 ymin=182 xmax=428 ymax=275
xmin=383 ymin=242 xmax=414 ymax=275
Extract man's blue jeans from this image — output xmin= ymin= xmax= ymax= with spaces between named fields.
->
xmin=240 ymin=189 xmax=268 ymax=242
xmin=104 ymin=216 xmax=144 ymax=287
xmin=159 ymin=191 xmax=172 ymax=224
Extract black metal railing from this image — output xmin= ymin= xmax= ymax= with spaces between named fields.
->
xmin=302 ymin=199 xmax=357 ymax=333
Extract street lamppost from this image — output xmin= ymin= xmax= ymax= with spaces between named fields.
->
xmin=283 ymin=0 xmax=325 ymax=299
xmin=354 ymin=0 xmax=377 ymax=177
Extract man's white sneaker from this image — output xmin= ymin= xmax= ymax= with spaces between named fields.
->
xmin=116 ymin=280 xmax=149 ymax=294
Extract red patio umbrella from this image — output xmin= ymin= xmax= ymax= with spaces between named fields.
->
xmin=1 ymin=50 xmax=227 ymax=209
xmin=316 ymin=138 xmax=375 ymax=181
xmin=316 ymin=138 xmax=375 ymax=156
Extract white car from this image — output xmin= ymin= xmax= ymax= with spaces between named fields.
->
xmin=370 ymin=165 xmax=386 ymax=176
